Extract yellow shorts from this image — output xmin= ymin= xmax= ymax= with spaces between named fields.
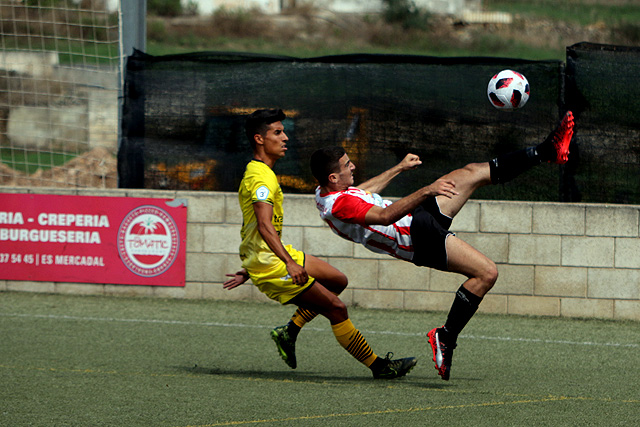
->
xmin=248 ymin=246 xmax=315 ymax=304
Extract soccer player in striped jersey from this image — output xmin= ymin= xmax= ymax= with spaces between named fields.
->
xmin=224 ymin=108 xmax=417 ymax=379
xmin=310 ymin=111 xmax=574 ymax=380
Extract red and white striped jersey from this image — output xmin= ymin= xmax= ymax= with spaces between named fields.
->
xmin=315 ymin=186 xmax=414 ymax=261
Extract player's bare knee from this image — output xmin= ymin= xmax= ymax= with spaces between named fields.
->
xmin=471 ymin=258 xmax=497 ymax=293
xmin=323 ymin=273 xmax=348 ymax=294
xmin=330 ymin=299 xmax=348 ymax=319
xmin=481 ymin=260 xmax=498 ymax=291
xmin=461 ymin=162 xmax=480 ymax=175
xmin=463 ymin=162 xmax=491 ymax=184
xmin=337 ymin=274 xmax=348 ymax=292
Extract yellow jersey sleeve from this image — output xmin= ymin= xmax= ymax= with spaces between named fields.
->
xmin=245 ymin=162 xmax=278 ymax=206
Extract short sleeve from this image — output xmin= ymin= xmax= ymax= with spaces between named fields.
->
xmin=332 ymin=194 xmax=374 ymax=226
xmin=246 ymin=169 xmax=278 ymax=206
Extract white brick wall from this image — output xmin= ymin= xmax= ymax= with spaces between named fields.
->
xmin=2 ymin=187 xmax=639 ymax=321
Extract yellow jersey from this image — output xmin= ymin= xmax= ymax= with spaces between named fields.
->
xmin=237 ymin=159 xmax=314 ymax=304
xmin=238 ymin=160 xmax=285 ymax=273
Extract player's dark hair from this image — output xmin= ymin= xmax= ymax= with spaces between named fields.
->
xmin=310 ymin=146 xmax=346 ymax=186
xmin=244 ymin=109 xmax=286 ymax=149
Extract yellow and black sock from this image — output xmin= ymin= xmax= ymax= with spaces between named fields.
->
xmin=331 ymin=319 xmax=378 ymax=368
xmin=286 ymin=307 xmax=318 ymax=340
xmin=291 ymin=307 xmax=318 ymax=328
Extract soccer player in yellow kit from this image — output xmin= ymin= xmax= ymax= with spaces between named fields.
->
xmin=224 ymin=108 xmax=416 ymax=379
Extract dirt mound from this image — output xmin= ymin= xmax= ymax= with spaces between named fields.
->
xmin=1 ymin=147 xmax=117 ymax=189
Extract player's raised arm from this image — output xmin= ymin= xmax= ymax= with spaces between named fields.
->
xmin=357 ymin=153 xmax=422 ymax=193
xmin=364 ymin=177 xmax=457 ymax=226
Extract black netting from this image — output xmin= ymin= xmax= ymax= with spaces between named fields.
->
xmin=119 ymin=45 xmax=639 ymax=203
xmin=565 ymin=42 xmax=640 ymax=204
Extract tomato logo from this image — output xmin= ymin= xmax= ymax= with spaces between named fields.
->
xmin=117 ymin=206 xmax=179 ymax=277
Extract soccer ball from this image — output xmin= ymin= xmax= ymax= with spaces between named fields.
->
xmin=487 ymin=70 xmax=530 ymax=110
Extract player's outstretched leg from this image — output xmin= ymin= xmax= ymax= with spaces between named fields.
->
xmin=293 ymin=283 xmax=417 ymax=379
xmin=489 ymin=110 xmax=575 ymax=185
xmin=435 ymin=111 xmax=575 ymax=218
xmin=271 ymin=255 xmax=348 ymax=369
xmin=330 ymin=318 xmax=417 ymax=380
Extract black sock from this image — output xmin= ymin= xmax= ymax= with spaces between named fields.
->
xmin=286 ymin=320 xmax=301 ymax=340
xmin=489 ymin=146 xmax=541 ymax=184
xmin=369 ymin=356 xmax=386 ymax=372
xmin=443 ymin=285 xmax=483 ymax=341
xmin=535 ymin=131 xmax=558 ymax=162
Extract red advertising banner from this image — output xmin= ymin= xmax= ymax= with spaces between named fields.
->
xmin=0 ymin=193 xmax=187 ymax=286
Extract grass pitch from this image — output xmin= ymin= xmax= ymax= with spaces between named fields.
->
xmin=1 ymin=291 xmax=638 ymax=426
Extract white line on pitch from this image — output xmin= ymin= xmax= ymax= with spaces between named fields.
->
xmin=1 ymin=312 xmax=637 ymax=349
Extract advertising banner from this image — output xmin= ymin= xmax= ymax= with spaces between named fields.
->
xmin=0 ymin=193 xmax=187 ymax=286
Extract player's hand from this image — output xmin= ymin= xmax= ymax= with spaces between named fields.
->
xmin=426 ymin=178 xmax=458 ymax=198
xmin=286 ymin=261 xmax=308 ymax=286
xmin=223 ymin=269 xmax=250 ymax=290
xmin=399 ymin=153 xmax=422 ymax=171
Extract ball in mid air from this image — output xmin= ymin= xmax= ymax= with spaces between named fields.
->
xmin=487 ymin=69 xmax=530 ymax=110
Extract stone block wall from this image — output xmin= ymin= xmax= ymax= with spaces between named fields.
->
xmin=1 ymin=187 xmax=638 ymax=321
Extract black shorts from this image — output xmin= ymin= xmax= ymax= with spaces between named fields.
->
xmin=410 ymin=197 xmax=454 ymax=270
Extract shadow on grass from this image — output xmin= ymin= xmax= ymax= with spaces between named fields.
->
xmin=175 ymin=364 xmax=453 ymax=389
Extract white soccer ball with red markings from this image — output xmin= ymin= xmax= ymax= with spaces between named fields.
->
xmin=487 ymin=69 xmax=530 ymax=110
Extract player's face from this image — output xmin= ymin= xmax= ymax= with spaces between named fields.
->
xmin=333 ymin=153 xmax=355 ymax=188
xmin=260 ymin=121 xmax=288 ymax=158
